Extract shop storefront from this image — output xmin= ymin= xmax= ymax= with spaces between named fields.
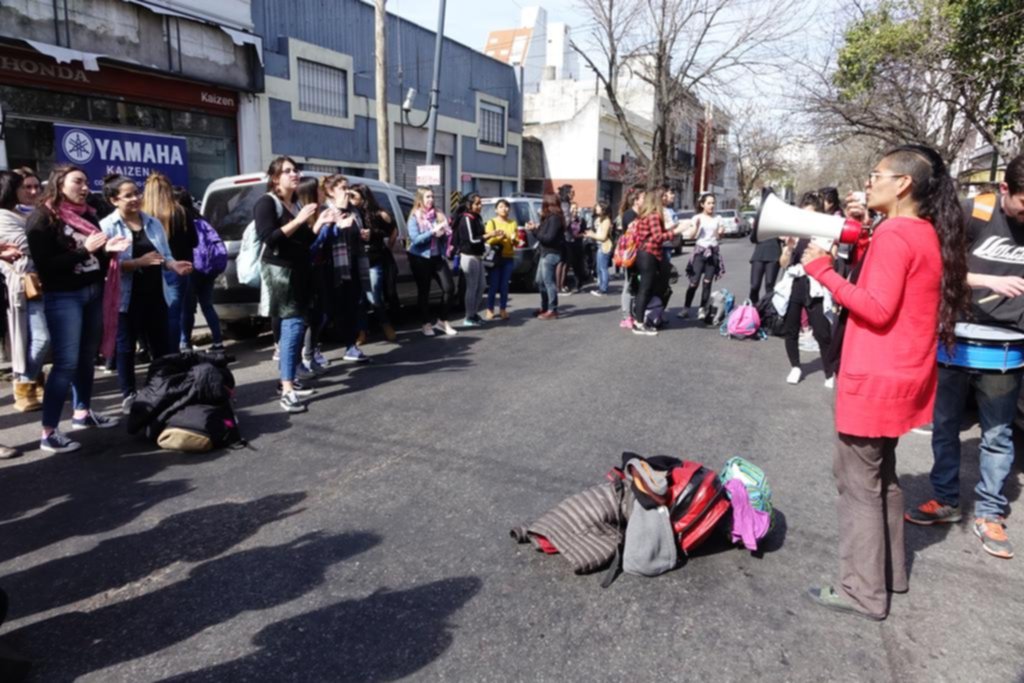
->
xmin=0 ymin=45 xmax=239 ymax=197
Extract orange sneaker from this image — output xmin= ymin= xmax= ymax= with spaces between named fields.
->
xmin=905 ymin=499 xmax=962 ymax=526
xmin=974 ymin=518 xmax=1013 ymax=559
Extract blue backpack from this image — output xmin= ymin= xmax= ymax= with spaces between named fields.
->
xmin=192 ymin=218 xmax=228 ymax=276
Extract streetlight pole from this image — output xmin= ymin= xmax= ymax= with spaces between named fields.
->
xmin=425 ymin=0 xmax=446 ymax=166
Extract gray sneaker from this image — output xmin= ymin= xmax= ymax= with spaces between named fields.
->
xmin=905 ymin=499 xmax=962 ymax=526
xmin=974 ymin=517 xmax=1013 ymax=559
xmin=40 ymin=430 xmax=81 ymax=454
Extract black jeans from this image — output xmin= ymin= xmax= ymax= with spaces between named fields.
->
xmin=749 ymin=260 xmax=781 ymax=303
xmin=330 ymin=279 xmax=363 ymax=348
xmin=116 ymin=291 xmax=170 ymax=397
xmin=632 ymin=250 xmax=670 ymax=323
xmin=685 ymin=250 xmax=718 ymax=308
xmin=783 ymin=279 xmax=833 ymax=377
xmin=409 ymin=254 xmax=454 ymax=324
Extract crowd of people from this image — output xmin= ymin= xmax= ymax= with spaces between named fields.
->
xmin=1 ymin=145 xmax=1022 ymax=625
xmin=0 ymin=164 xmax=222 ymax=455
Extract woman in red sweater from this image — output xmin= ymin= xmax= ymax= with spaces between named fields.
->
xmin=800 ymin=144 xmax=969 ymax=620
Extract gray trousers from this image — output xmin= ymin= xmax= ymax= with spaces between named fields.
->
xmin=834 ymin=433 xmax=908 ymax=619
xmin=462 ymin=255 xmax=485 ymax=320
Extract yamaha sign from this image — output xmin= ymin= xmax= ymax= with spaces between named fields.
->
xmin=55 ymin=124 xmax=189 ymax=191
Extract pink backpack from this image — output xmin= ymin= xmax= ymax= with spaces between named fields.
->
xmin=726 ymin=302 xmax=761 ymax=338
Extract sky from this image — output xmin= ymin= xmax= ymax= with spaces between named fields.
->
xmin=385 ymin=0 xmax=582 ymax=53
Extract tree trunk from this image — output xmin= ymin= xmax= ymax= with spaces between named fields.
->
xmin=375 ymin=0 xmax=391 ymax=184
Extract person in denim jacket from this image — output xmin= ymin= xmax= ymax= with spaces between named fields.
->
xmin=100 ymin=175 xmax=191 ymax=414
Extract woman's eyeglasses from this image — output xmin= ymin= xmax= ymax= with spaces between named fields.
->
xmin=867 ymin=172 xmax=906 ymax=184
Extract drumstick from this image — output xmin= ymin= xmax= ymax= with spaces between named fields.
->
xmin=979 ymin=294 xmax=1001 ymax=304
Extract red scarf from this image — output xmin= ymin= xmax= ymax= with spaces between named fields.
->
xmin=51 ymin=200 xmax=99 ymax=236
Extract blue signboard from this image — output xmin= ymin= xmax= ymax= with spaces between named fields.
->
xmin=54 ymin=124 xmax=190 ymax=192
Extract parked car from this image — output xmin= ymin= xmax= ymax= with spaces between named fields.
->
xmin=719 ymin=209 xmax=744 ymax=237
xmin=480 ymin=196 xmax=542 ymax=288
xmin=742 ymin=211 xmax=757 ymax=236
xmin=200 ymin=172 xmax=416 ymax=323
xmin=676 ymin=210 xmax=697 ymax=245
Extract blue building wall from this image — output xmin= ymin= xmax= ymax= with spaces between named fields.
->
xmin=254 ymin=0 xmax=521 ymax=181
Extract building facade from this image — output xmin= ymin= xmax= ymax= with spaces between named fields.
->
xmin=251 ymin=0 xmax=523 ymax=201
xmin=0 ymin=0 xmax=262 ymax=196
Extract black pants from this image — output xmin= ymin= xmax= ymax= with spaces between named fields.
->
xmin=116 ymin=290 xmax=169 ymax=397
xmin=749 ymin=260 xmax=781 ymax=303
xmin=783 ymin=280 xmax=833 ymax=377
xmin=331 ymin=279 xmax=363 ymax=347
xmin=632 ymin=250 xmax=670 ymax=323
xmin=409 ymin=254 xmax=454 ymax=325
xmin=685 ymin=251 xmax=718 ymax=308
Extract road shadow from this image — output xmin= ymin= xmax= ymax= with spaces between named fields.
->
xmin=159 ymin=575 xmax=484 ymax=682
xmin=686 ymin=508 xmax=788 ymax=561
xmin=2 ymin=493 xmax=307 ymax=620
xmin=0 ymin=453 xmax=192 ymax=564
xmin=5 ymin=530 xmax=381 ymax=682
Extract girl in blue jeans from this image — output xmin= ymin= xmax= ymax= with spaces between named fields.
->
xmin=26 ymin=165 xmax=129 ymax=453
xmin=483 ymin=199 xmax=518 ymax=320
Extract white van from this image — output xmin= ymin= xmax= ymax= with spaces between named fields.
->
xmin=200 ymin=172 xmax=417 ymax=323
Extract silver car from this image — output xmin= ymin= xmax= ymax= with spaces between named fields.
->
xmin=200 ymin=172 xmax=416 ymax=323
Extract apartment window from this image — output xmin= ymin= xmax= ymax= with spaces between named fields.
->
xmin=297 ymin=58 xmax=348 ymax=118
xmin=479 ymin=102 xmax=505 ymax=147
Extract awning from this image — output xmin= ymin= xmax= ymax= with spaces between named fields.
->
xmin=961 ymin=168 xmax=1003 ymax=184
xmin=121 ymin=1 xmax=263 ymax=64
xmin=24 ymin=40 xmax=102 ymax=71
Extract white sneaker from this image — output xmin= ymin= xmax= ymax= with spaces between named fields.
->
xmin=422 ymin=323 xmax=435 ymax=337
xmin=824 ymin=376 xmax=835 ymax=389
xmin=441 ymin=321 xmax=458 ymax=336
xmin=787 ymin=367 xmax=802 ymax=385
xmin=121 ymin=392 xmax=136 ymax=415
xmin=697 ymin=307 xmax=707 ymax=321
xmin=677 ymin=308 xmax=690 ymax=319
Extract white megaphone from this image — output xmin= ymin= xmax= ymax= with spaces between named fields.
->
xmin=754 ymin=190 xmax=862 ymax=246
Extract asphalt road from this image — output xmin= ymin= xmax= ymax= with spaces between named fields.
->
xmin=1 ymin=238 xmax=1022 ymax=682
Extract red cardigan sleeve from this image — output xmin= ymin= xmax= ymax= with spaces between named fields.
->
xmin=804 ymin=229 xmax=911 ymax=329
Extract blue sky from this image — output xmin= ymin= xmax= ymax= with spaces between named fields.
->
xmin=386 ymin=0 xmax=582 ymax=52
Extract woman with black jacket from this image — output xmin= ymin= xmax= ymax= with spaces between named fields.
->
xmin=455 ymin=193 xmax=499 ymax=327
xmin=27 ymin=164 xmax=129 ymax=453
xmin=254 ymin=156 xmax=320 ymax=413
xmin=530 ymin=194 xmax=565 ymax=320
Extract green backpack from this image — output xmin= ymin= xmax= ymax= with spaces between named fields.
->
xmin=719 ymin=456 xmax=773 ymax=516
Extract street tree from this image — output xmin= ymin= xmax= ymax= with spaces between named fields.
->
xmin=731 ymin=106 xmax=791 ymax=208
xmin=570 ymin=0 xmax=807 ymax=184
xmin=805 ymin=0 xmax=1023 ymax=168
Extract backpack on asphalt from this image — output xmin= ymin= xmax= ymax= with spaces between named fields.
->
xmin=667 ymin=460 xmax=732 ymax=555
xmin=723 ymin=300 xmax=763 ymax=339
xmin=755 ymin=296 xmax=786 ymax=337
xmin=237 ymin=193 xmax=284 ymax=287
xmin=706 ymin=289 xmax=733 ymax=326
xmin=719 ymin=456 xmax=773 ymax=517
xmin=192 ymin=218 xmax=228 ymax=276
xmin=645 ymin=296 xmax=665 ymax=328
xmin=157 ymin=403 xmax=243 ymax=453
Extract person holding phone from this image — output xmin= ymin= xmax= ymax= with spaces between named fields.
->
xmin=27 ymin=164 xmax=129 ymax=452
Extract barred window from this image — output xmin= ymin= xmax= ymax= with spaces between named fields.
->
xmin=297 ymin=59 xmax=348 ymax=118
xmin=479 ymin=102 xmax=505 ymax=147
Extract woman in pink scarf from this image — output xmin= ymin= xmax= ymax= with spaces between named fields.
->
xmin=25 ymin=164 xmax=129 ymax=454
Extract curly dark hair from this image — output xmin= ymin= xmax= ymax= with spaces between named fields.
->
xmin=798 ymin=191 xmax=823 ymax=212
xmin=883 ymin=144 xmax=969 ymax=350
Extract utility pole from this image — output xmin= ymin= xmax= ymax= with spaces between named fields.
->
xmin=425 ymin=0 xmax=447 ymax=165
xmin=374 ymin=0 xmax=391 ymax=183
